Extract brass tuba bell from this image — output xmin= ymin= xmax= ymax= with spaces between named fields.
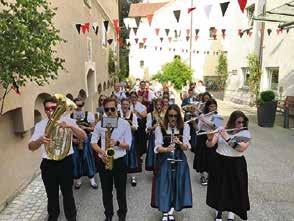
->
xmin=44 ymin=94 xmax=77 ymax=161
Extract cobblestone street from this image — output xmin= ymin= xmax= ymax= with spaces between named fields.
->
xmin=1 ymin=100 xmax=294 ymax=221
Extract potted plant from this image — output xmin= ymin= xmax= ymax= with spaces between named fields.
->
xmin=257 ymin=90 xmax=277 ymax=127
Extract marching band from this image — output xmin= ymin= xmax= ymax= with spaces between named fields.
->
xmin=28 ymin=80 xmax=251 ymax=221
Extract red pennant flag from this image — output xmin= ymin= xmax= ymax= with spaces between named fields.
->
xmin=276 ymin=28 xmax=283 ymax=34
xmin=168 ymin=37 xmax=172 ymax=43
xmin=188 ymin=7 xmax=196 ymax=13
xmin=146 ymin=14 xmax=154 ymax=26
xmin=81 ymin=23 xmax=90 ymax=33
xmin=248 ymin=31 xmax=253 ymax=37
xmin=155 ymin=28 xmax=160 ymax=36
xmin=238 ymin=0 xmax=247 ymax=13
xmin=186 ymin=29 xmax=190 ymax=36
xmin=113 ymin=19 xmax=119 ymax=28
xmin=143 ymin=38 xmax=147 ymax=44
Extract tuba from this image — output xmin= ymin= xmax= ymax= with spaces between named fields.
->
xmin=45 ymin=94 xmax=77 ymax=161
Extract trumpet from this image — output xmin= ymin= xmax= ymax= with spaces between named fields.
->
xmin=196 ymin=127 xmax=248 ymax=136
xmin=185 ymin=111 xmax=216 ymax=123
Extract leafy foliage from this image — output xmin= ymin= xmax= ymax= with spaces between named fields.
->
xmin=259 ymin=90 xmax=276 ymax=104
xmin=215 ymin=52 xmax=228 ymax=90
xmin=108 ymin=48 xmax=115 ymax=75
xmin=152 ymin=58 xmax=193 ymax=90
xmin=0 ymin=0 xmax=65 ymax=114
xmin=247 ymin=53 xmax=262 ymax=104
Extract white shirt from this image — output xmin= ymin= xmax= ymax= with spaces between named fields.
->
xmin=216 ymin=130 xmax=251 ymax=157
xmin=130 ymin=102 xmax=146 ymax=118
xmin=91 ymin=118 xmax=132 ymax=159
xmin=154 ymin=123 xmax=191 ymax=153
xmin=120 ymin=111 xmax=138 ymax=130
xmin=113 ymin=91 xmax=126 ymax=101
xmin=72 ymin=111 xmax=95 ymax=124
xmin=146 ymin=112 xmax=165 ymax=130
xmin=29 ymin=117 xmax=76 ymax=159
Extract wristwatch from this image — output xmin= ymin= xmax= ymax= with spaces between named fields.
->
xmin=116 ymin=140 xmax=120 ymax=147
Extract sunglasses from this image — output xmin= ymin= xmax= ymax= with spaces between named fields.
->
xmin=77 ymin=104 xmax=84 ymax=108
xmin=236 ymin=120 xmax=245 ymax=124
xmin=168 ymin=114 xmax=178 ymax=118
xmin=105 ymin=107 xmax=116 ymax=113
xmin=45 ymin=106 xmax=56 ymax=112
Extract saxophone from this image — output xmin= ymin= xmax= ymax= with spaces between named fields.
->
xmin=105 ymin=127 xmax=115 ymax=170
xmin=45 ymin=94 xmax=77 ymax=161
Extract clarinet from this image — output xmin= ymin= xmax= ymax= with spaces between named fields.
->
xmin=170 ymin=128 xmax=176 ymax=172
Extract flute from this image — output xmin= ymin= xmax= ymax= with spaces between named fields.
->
xmin=185 ymin=111 xmax=216 ymax=123
xmin=196 ymin=127 xmax=248 ymax=136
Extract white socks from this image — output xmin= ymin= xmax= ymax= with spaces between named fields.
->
xmin=90 ymin=177 xmax=96 ymax=185
xmin=75 ymin=178 xmax=82 ymax=185
xmin=168 ymin=207 xmax=174 ymax=215
xmin=228 ymin=212 xmax=235 ymax=220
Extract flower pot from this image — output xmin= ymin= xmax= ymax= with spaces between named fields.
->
xmin=257 ymin=101 xmax=277 ymax=127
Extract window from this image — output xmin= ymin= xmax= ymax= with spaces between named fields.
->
xmin=267 ymin=68 xmax=279 ymax=91
xmin=242 ymin=67 xmax=250 ymax=87
xmin=87 ymin=37 xmax=92 ymax=61
xmin=209 ymin=27 xmax=217 ymax=40
xmin=101 ymin=20 xmax=107 ymax=47
xmin=140 ymin=60 xmax=144 ymax=68
xmin=246 ymin=4 xmax=255 ymax=27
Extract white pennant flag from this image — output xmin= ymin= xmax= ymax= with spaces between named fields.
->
xmin=205 ymin=4 xmax=212 ymax=19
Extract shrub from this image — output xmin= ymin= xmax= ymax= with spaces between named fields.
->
xmin=259 ymin=90 xmax=276 ymax=104
xmin=152 ymin=58 xmax=193 ymax=90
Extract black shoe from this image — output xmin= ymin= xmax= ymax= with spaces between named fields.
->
xmin=227 ymin=219 xmax=234 ymax=221
xmin=118 ymin=217 xmax=126 ymax=221
xmin=200 ymin=176 xmax=207 ymax=186
xmin=104 ymin=217 xmax=112 ymax=221
xmin=131 ymin=177 xmax=137 ymax=187
xmin=90 ymin=183 xmax=98 ymax=189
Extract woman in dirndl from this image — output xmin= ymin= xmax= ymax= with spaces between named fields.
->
xmin=145 ymin=98 xmax=165 ymax=171
xmin=119 ymin=98 xmax=140 ymax=186
xmin=193 ymin=99 xmax=223 ymax=186
xmin=206 ymin=111 xmax=251 ymax=221
xmin=151 ymin=104 xmax=192 ymax=221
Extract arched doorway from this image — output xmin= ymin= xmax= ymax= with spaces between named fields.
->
xmin=85 ymin=69 xmax=96 ymax=111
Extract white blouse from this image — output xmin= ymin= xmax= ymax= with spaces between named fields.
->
xmin=216 ymin=129 xmax=251 ymax=157
xmin=154 ymin=123 xmax=191 ymax=153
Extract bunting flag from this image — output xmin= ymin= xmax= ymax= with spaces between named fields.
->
xmin=143 ymin=37 xmax=147 ymax=44
xmin=168 ymin=37 xmax=172 ymax=43
xmin=12 ymin=81 xmax=20 ymax=95
xmin=135 ymin=38 xmax=139 ymax=44
xmin=113 ymin=19 xmax=120 ymax=34
xmin=81 ymin=23 xmax=90 ymax=34
xmin=107 ymin=39 xmax=113 ymax=45
xmin=186 ymin=29 xmax=190 ymax=36
xmin=75 ymin=24 xmax=81 ymax=34
xmin=160 ymin=37 xmax=164 ymax=42
xmin=195 ymin=35 xmax=199 ymax=41
xmin=276 ymin=28 xmax=283 ymax=34
xmin=146 ymin=14 xmax=154 ymax=26
xmin=155 ymin=28 xmax=160 ymax=36
xmin=220 ymin=2 xmax=230 ymax=17
xmin=133 ymin=27 xmax=138 ymax=35
xmin=205 ymin=5 xmax=212 ymax=19
xmin=221 ymin=29 xmax=226 ymax=38
xmin=135 ymin=17 xmax=141 ymax=28
xmin=267 ymin=29 xmax=272 ymax=36
xmin=165 ymin=29 xmax=170 ymax=36
xmin=188 ymin=7 xmax=196 ymax=13
xmin=169 ymin=48 xmax=172 ymax=51
xmin=155 ymin=46 xmax=158 ymax=50
xmin=195 ymin=29 xmax=200 ymax=36
xmin=248 ymin=31 xmax=253 ymax=37
xmin=103 ymin=21 xmax=109 ymax=32
xmin=238 ymin=0 xmax=247 ymax=13
xmin=173 ymin=10 xmax=181 ymax=23
xmin=160 ymin=47 xmax=162 ymax=51
xmin=186 ymin=36 xmax=190 ymax=42
xmin=238 ymin=29 xmax=243 ymax=37
xmin=92 ymin=23 xmax=99 ymax=35
xmin=286 ymin=29 xmax=290 ymax=33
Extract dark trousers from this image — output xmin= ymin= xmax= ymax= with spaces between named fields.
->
xmin=41 ymin=155 xmax=77 ymax=221
xmin=97 ymin=157 xmax=128 ymax=218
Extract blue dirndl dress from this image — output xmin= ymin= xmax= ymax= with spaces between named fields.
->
xmin=151 ymin=128 xmax=192 ymax=212
xmin=145 ymin=131 xmax=156 ymax=171
xmin=72 ymin=134 xmax=97 ymax=179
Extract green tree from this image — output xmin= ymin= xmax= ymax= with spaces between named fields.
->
xmin=247 ymin=53 xmax=262 ymax=104
xmin=216 ymin=52 xmax=228 ymax=89
xmin=108 ymin=48 xmax=115 ymax=75
xmin=0 ymin=0 xmax=65 ymax=115
xmin=152 ymin=58 xmax=193 ymax=90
